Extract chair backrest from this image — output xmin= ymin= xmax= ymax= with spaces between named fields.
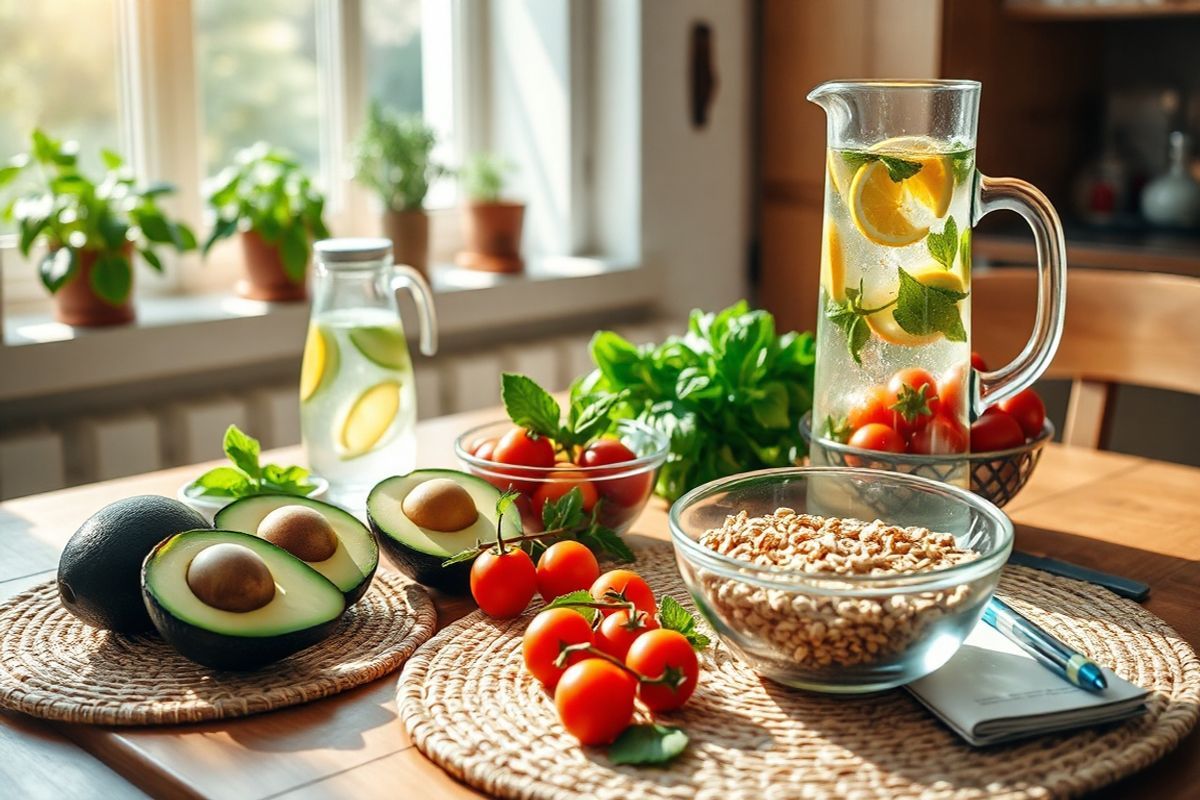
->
xmin=972 ymin=267 xmax=1200 ymax=448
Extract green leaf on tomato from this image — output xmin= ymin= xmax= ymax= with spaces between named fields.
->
xmin=608 ymin=724 xmax=689 ymax=766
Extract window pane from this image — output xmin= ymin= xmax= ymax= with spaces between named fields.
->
xmin=194 ymin=0 xmax=321 ymax=177
xmin=364 ymin=0 xmax=424 ymax=115
xmin=0 ymin=0 xmax=121 ymax=170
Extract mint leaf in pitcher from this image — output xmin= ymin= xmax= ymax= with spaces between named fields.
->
xmin=949 ymin=146 xmax=975 ymax=184
xmin=926 ymin=216 xmax=959 ymax=270
xmin=839 ymin=151 xmax=923 ymax=183
xmin=892 ymin=267 xmax=968 ymax=343
xmin=825 ymin=281 xmax=894 ymax=365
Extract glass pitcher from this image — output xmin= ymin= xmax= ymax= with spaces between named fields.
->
xmin=300 ymin=238 xmax=437 ymax=506
xmin=806 ymin=80 xmax=1066 ymax=483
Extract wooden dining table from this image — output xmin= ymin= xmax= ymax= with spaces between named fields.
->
xmin=1 ymin=405 xmax=1197 ymax=799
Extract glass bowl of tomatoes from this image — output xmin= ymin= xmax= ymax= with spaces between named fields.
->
xmin=455 ymin=418 xmax=669 ymax=535
xmin=669 ymin=466 xmax=1013 ymax=693
xmin=801 ymin=412 xmax=1053 ymax=510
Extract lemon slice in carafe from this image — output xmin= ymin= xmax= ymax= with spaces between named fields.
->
xmin=820 ymin=219 xmax=847 ymax=303
xmin=870 ymin=136 xmax=956 ymax=219
xmin=339 ymin=380 xmax=401 ymax=459
xmin=863 ymin=264 xmax=967 ymax=347
xmin=300 ymin=324 xmax=338 ymax=402
xmin=849 ymin=160 xmax=930 ymax=247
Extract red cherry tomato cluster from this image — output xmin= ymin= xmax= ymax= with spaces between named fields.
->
xmin=466 ymin=431 xmax=654 ymax=532
xmin=837 ymin=353 xmax=1048 ymax=457
xmin=472 ymin=540 xmax=601 ymax=619
xmin=521 ymin=568 xmax=702 ymax=745
xmin=841 ymin=366 xmax=968 ymax=458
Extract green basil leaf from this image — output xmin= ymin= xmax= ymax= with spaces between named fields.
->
xmin=608 ymin=724 xmax=689 ymax=766
xmin=140 ymin=248 xmax=164 ymax=272
xmin=222 ymin=424 xmax=261 ymax=483
xmin=750 ymin=382 xmax=789 ymax=430
xmin=576 ymin=524 xmax=635 ymax=563
xmin=568 ymin=392 xmax=622 ymax=442
xmin=193 ymin=466 xmax=252 ymax=498
xmin=544 ymin=590 xmax=599 ymax=624
xmin=440 ymin=547 xmax=483 ymax=568
xmin=88 ymin=253 xmax=132 ymax=305
xmin=136 ymin=209 xmax=173 ymax=243
xmin=500 ymin=372 xmax=561 ymax=438
xmin=203 ymin=217 xmax=239 ymax=255
xmin=657 ymin=596 xmax=711 ymax=650
xmin=279 ymin=225 xmax=309 ymax=283
xmin=39 ymin=248 xmax=77 ymax=293
xmin=542 ymin=486 xmax=583 ymax=531
xmin=261 ymin=463 xmax=313 ymax=495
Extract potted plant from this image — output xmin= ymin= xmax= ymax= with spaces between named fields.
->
xmin=203 ymin=143 xmax=330 ymax=302
xmin=353 ymin=102 xmax=445 ymax=276
xmin=0 ymin=130 xmax=196 ymax=326
xmin=456 ymin=152 xmax=524 ymax=273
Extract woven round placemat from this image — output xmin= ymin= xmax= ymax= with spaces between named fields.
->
xmin=399 ymin=545 xmax=1199 ymax=800
xmin=0 ymin=570 xmax=435 ymax=725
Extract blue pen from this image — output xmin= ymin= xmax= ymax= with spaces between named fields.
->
xmin=982 ymin=596 xmax=1108 ymax=693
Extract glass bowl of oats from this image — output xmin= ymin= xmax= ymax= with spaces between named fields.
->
xmin=668 ymin=466 xmax=1012 ymax=693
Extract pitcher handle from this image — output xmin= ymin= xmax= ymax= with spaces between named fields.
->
xmin=391 ymin=266 xmax=438 ymax=357
xmin=971 ymin=174 xmax=1067 ymax=415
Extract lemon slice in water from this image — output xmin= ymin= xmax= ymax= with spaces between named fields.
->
xmin=871 ymin=136 xmax=956 ymax=218
xmin=849 ymin=160 xmax=929 ymax=247
xmin=339 ymin=380 xmax=401 ymax=459
xmin=300 ymin=325 xmax=338 ymax=402
xmin=864 ymin=264 xmax=966 ymax=347
xmin=820 ymin=220 xmax=847 ymax=303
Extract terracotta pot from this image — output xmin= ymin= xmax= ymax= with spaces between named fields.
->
xmin=53 ymin=246 xmax=135 ymax=327
xmin=457 ymin=201 xmax=524 ymax=273
xmin=382 ymin=209 xmax=430 ymax=276
xmin=238 ymin=230 xmax=308 ymax=302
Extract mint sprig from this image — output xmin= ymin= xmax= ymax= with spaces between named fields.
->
xmin=825 ymin=280 xmax=895 ymax=365
xmin=839 ymin=151 xmax=923 ymax=183
xmin=501 ymin=372 xmax=623 ymax=452
xmin=192 ymin=425 xmax=316 ymax=499
xmin=891 ymin=267 xmax=968 ymax=342
xmin=657 ymin=596 xmax=710 ymax=650
xmin=926 ymin=216 xmax=959 ymax=271
xmin=949 ymin=146 xmax=974 ymax=185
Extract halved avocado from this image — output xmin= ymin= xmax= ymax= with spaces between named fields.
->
xmin=142 ymin=530 xmax=345 ymax=670
xmin=215 ymin=495 xmax=378 ymax=605
xmin=367 ymin=469 xmax=520 ymax=593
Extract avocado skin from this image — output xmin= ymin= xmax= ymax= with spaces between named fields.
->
xmin=142 ymin=587 xmax=341 ymax=670
xmin=368 ymin=511 xmax=472 ymax=594
xmin=57 ymin=496 xmax=210 ymax=633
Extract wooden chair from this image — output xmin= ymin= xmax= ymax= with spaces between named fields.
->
xmin=971 ymin=267 xmax=1200 ymax=449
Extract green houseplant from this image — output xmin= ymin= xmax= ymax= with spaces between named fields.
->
xmin=353 ymin=102 xmax=445 ymax=276
xmin=0 ymin=130 xmax=196 ymax=326
xmin=203 ymin=143 xmax=330 ymax=302
xmin=457 ymin=152 xmax=524 ymax=274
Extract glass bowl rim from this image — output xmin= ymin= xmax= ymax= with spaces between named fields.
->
xmin=454 ymin=417 xmax=670 ymax=477
xmin=668 ymin=465 xmax=1013 ymax=592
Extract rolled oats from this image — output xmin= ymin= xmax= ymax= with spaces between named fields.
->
xmin=697 ymin=508 xmax=981 ymax=670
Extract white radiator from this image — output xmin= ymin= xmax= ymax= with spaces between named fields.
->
xmin=0 ymin=318 xmax=684 ymax=499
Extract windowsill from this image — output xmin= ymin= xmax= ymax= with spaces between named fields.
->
xmin=0 ymin=258 xmax=657 ymax=402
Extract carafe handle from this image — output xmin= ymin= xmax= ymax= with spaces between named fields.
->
xmin=971 ymin=174 xmax=1067 ymax=415
xmin=391 ymin=266 xmax=438 ymax=357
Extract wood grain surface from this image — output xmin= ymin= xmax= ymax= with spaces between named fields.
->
xmin=0 ymin=405 xmax=1197 ymax=799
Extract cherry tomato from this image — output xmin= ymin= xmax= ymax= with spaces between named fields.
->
xmin=846 ymin=423 xmax=906 ymax=463
xmin=532 ymin=470 xmax=599 ymax=519
xmin=474 ymin=439 xmax=496 ymax=461
xmin=846 ymin=385 xmax=895 ymax=431
xmin=625 ymin=629 xmax=699 ymax=712
xmin=580 ymin=439 xmax=654 ymax=509
xmin=936 ymin=365 xmax=970 ymax=422
xmin=470 ymin=546 xmax=537 ymax=618
xmin=596 ymin=608 xmax=659 ymax=661
xmin=493 ymin=427 xmax=557 ymax=468
xmin=590 ymin=569 xmax=656 ymax=617
xmin=997 ymin=388 xmax=1046 ymax=439
xmin=969 ymin=410 xmax=1026 ymax=452
xmin=887 ymin=368 xmax=940 ymax=437
xmin=971 ymin=352 xmax=990 ymax=372
xmin=554 ymin=659 xmax=637 ymax=745
xmin=536 ymin=540 xmax=600 ymax=602
xmin=910 ymin=414 xmax=969 ymax=455
xmin=522 ymin=608 xmax=595 ymax=689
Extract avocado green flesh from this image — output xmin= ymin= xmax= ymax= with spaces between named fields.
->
xmin=367 ymin=469 xmax=520 ymax=593
xmin=214 ymin=495 xmax=378 ymax=599
xmin=143 ymin=530 xmax=344 ymax=638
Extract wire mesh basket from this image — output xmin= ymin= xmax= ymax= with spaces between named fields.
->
xmin=799 ymin=412 xmax=1053 ymax=509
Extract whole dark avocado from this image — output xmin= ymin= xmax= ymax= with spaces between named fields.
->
xmin=57 ymin=495 xmax=209 ymax=633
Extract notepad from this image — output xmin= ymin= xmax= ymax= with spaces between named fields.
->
xmin=906 ymin=621 xmax=1149 ymax=746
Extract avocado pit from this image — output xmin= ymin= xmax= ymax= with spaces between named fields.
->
xmin=186 ymin=542 xmax=276 ymax=613
xmin=257 ymin=505 xmax=339 ymax=562
xmin=401 ymin=478 xmax=479 ymax=532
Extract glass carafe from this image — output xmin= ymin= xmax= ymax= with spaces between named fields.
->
xmin=807 ymin=80 xmax=1066 ymax=484
xmin=300 ymin=238 xmax=437 ymax=507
